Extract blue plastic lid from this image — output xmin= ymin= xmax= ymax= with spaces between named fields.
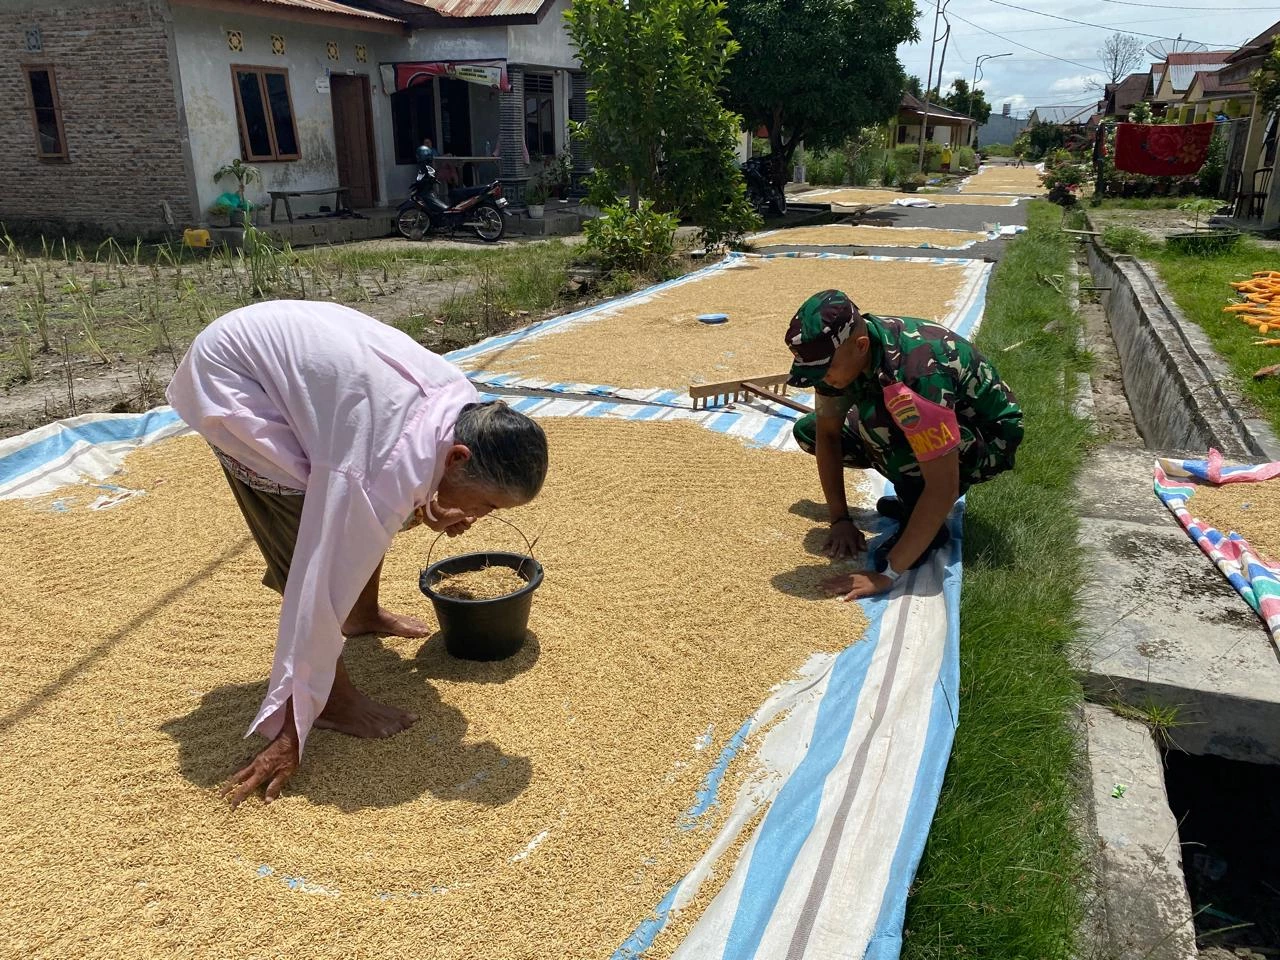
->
xmin=698 ymin=313 xmax=729 ymax=324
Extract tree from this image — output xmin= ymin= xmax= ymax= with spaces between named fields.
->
xmin=1087 ymin=33 xmax=1145 ymax=93
xmin=724 ymin=0 xmax=918 ymax=185
xmin=1251 ymin=45 xmax=1280 ymax=113
xmin=941 ymin=78 xmax=991 ymax=125
xmin=905 ymin=74 xmax=924 ymax=99
xmin=565 ymin=0 xmax=757 ymax=245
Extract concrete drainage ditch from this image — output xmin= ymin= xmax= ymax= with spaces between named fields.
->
xmin=1073 ymin=231 xmax=1280 ymax=960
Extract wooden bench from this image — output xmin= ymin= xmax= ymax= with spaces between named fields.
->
xmin=269 ymin=187 xmax=353 ymax=224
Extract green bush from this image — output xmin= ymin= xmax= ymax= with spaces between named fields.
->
xmin=956 ymin=146 xmax=976 ymax=170
xmin=1101 ymin=225 xmax=1159 ymax=255
xmin=895 ymin=142 xmax=943 ymax=174
xmin=583 ymin=199 xmax=678 ymax=274
xmin=879 ymin=154 xmax=899 ymax=188
xmin=1199 ymin=130 xmax=1227 ymax=198
xmin=847 ymin=147 xmax=879 ymax=186
xmin=984 ymin=143 xmax=1015 ymax=157
xmin=803 ymin=150 xmax=847 ymax=185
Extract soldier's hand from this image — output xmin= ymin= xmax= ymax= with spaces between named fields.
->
xmin=823 ymin=518 xmax=865 ymax=560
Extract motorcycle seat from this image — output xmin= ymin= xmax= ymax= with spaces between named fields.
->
xmin=448 ymin=183 xmax=496 ymax=201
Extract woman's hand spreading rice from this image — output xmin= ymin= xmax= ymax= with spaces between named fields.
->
xmin=223 ymin=722 xmax=300 ymax=808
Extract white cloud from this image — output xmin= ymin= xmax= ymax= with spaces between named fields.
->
xmin=1050 ymin=73 xmax=1105 ymax=95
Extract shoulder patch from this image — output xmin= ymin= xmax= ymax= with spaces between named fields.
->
xmin=886 ymin=391 xmax=921 ymax=429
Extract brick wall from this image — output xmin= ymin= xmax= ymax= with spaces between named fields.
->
xmin=0 ymin=0 xmax=195 ymax=238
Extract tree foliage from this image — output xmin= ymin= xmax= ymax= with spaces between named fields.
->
xmin=936 ymin=78 xmax=991 ymax=124
xmin=1252 ymin=45 xmax=1280 ymax=114
xmin=724 ymin=0 xmax=918 ymax=181
xmin=565 ymin=0 xmax=758 ymax=246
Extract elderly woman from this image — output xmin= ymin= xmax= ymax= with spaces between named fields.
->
xmin=167 ymin=300 xmax=548 ymax=807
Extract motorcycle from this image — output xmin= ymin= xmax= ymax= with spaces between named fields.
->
xmin=742 ymin=154 xmax=788 ymax=218
xmin=397 ymin=165 xmax=509 ymax=242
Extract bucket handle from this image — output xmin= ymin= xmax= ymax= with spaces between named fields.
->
xmin=425 ymin=513 xmax=538 ymax=573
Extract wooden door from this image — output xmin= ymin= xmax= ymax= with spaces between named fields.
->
xmin=330 ymin=75 xmax=378 ymax=209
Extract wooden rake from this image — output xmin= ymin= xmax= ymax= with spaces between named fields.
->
xmin=689 ymin=373 xmax=813 ymax=415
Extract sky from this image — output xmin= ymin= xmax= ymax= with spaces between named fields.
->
xmin=895 ymin=0 xmax=1280 ymax=119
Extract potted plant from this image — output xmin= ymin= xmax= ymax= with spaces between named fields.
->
xmin=549 ymin=151 xmax=574 ymax=200
xmin=208 ymin=199 xmax=235 ymax=228
xmin=900 ymin=172 xmax=928 ymax=193
xmin=214 ymin=159 xmax=262 ymax=226
xmin=525 ymin=177 xmax=548 ymax=218
xmin=1166 ymin=198 xmax=1241 ymax=255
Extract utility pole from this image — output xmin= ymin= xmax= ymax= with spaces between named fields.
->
xmin=916 ymin=0 xmax=949 ymax=173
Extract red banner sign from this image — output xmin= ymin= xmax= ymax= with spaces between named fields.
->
xmin=391 ymin=60 xmax=510 ymax=93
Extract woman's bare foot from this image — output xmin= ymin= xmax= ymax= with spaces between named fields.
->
xmin=316 ymin=683 xmax=417 ymax=739
xmin=342 ymin=607 xmax=432 ymax=638
xmin=315 ymin=656 xmax=417 ymax=739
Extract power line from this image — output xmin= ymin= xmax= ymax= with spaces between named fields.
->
xmin=945 ymin=10 xmax=1108 ymax=71
xmin=978 ymin=0 xmax=1231 ymax=45
xmin=967 ymin=16 xmax=1220 ymax=34
xmin=1090 ymin=0 xmax=1278 ymax=9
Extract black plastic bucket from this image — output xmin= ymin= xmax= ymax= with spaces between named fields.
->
xmin=419 ymin=551 xmax=543 ymax=661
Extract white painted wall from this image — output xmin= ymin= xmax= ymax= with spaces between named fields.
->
xmin=404 ymin=26 xmax=506 ymax=62
xmin=507 ymin=0 xmax=579 ymax=69
xmin=171 ymin=5 xmax=406 ymax=219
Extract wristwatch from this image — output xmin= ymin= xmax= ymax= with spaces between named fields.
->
xmin=882 ymin=561 xmax=901 ymax=583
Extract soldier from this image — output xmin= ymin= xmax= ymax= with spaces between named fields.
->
xmin=784 ymin=290 xmax=1023 ymax=599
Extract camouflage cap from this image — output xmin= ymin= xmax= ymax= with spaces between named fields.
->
xmin=784 ymin=290 xmax=862 ymax=386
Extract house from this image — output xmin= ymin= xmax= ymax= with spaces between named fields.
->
xmin=1148 ymin=51 xmax=1233 ymax=114
xmin=2 ymin=0 xmax=584 ymax=238
xmin=1101 ymin=72 xmax=1151 ymax=120
xmin=1171 ymin=69 xmax=1252 ymax=123
xmin=1027 ymin=104 xmax=1095 ymax=127
xmin=1216 ymin=20 xmax=1280 ymax=225
xmin=891 ymin=93 xmax=977 ymax=149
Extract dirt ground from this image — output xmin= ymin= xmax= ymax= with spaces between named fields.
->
xmin=1087 ymin=208 xmax=1207 ymax=240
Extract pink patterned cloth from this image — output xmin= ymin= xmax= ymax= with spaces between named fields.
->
xmin=167 ymin=301 xmax=478 ymax=755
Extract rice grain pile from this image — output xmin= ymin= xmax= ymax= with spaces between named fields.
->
xmin=1188 ymin=479 xmax=1280 ymax=564
xmin=432 ymin=565 xmax=527 ymax=600
xmin=0 ymin=420 xmax=869 ymax=959
xmin=461 ymin=256 xmax=970 ymax=388
xmin=754 ymin=224 xmax=987 ymax=250
xmin=813 ymin=188 xmax=1022 ymax=208
xmin=961 ymin=165 xmax=1045 ymax=195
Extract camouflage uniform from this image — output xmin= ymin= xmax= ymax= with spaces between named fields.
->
xmin=792 ymin=312 xmax=1023 ymax=507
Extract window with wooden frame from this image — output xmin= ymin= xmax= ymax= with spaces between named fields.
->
xmin=23 ymin=66 xmax=68 ymax=161
xmin=231 ymin=65 xmax=300 ymax=162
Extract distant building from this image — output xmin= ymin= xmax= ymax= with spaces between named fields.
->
xmin=1027 ymin=104 xmax=1095 ymax=126
xmin=890 ymin=93 xmax=978 ymax=149
xmin=977 ymin=105 xmax=1028 ymax=147
xmin=1101 ymin=73 xmax=1151 ymax=119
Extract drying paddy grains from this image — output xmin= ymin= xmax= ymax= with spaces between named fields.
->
xmin=459 ymin=256 xmax=972 ymax=388
xmin=0 ymin=418 xmax=870 ymax=959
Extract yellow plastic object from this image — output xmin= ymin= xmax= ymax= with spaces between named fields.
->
xmin=183 ymin=228 xmax=211 ymax=249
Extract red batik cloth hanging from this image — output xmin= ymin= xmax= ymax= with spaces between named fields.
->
xmin=1113 ymin=122 xmax=1215 ymax=176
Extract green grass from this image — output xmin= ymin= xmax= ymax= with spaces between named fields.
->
xmin=1147 ymin=239 xmax=1280 ymax=435
xmin=902 ymin=202 xmax=1089 ymax=960
xmin=1089 ymin=197 xmax=1188 ymax=210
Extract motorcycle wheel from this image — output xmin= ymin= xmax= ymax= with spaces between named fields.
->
xmin=472 ymin=203 xmax=505 ymax=243
xmin=746 ymin=185 xmax=769 ymax=219
xmin=770 ymin=190 xmax=788 ymax=217
xmin=397 ymin=208 xmax=429 ymax=241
